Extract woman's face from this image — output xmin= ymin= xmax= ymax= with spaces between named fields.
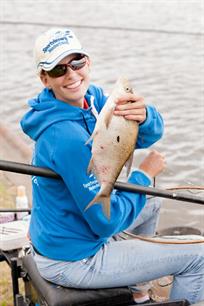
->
xmin=40 ymin=54 xmax=91 ymax=107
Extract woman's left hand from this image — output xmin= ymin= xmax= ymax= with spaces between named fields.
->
xmin=114 ymin=93 xmax=147 ymax=124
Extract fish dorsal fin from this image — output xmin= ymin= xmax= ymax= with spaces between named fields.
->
xmin=125 ymin=152 xmax=134 ymax=177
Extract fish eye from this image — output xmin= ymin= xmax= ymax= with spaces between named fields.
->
xmin=117 ymin=136 xmax=120 ymax=142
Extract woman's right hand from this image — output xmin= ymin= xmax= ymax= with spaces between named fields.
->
xmin=139 ymin=150 xmax=166 ymax=178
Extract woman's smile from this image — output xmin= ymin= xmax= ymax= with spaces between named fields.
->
xmin=64 ymin=80 xmax=82 ymax=90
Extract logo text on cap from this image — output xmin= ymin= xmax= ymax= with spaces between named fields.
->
xmin=42 ymin=30 xmax=73 ymax=53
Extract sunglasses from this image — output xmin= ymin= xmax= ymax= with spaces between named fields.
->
xmin=46 ymin=54 xmax=87 ymax=78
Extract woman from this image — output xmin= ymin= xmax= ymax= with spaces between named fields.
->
xmin=21 ymin=28 xmax=204 ymax=305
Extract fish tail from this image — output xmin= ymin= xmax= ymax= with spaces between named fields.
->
xmin=84 ymin=193 xmax=111 ymax=219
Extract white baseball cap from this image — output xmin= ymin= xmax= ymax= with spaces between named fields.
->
xmin=34 ymin=28 xmax=89 ymax=73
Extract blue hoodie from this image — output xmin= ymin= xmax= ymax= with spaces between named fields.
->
xmin=21 ymin=84 xmax=164 ymax=261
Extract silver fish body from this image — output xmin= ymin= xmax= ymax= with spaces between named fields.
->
xmin=85 ymin=77 xmax=139 ymax=219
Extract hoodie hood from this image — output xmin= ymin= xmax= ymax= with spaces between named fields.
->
xmin=21 ymin=87 xmax=96 ymax=141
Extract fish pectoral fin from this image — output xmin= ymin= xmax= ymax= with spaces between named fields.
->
xmin=125 ymin=152 xmax=134 ymax=177
xmin=104 ymin=106 xmax=115 ymax=129
xmin=85 ymin=134 xmax=94 ymax=145
xmin=85 ymin=130 xmax=98 ymax=145
xmin=87 ymin=157 xmax=95 ymax=174
xmin=84 ymin=194 xmax=111 ymax=220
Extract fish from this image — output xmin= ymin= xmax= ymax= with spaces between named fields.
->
xmin=85 ymin=77 xmax=139 ymax=219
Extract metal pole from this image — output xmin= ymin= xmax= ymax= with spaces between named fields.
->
xmin=0 ymin=208 xmax=31 ymax=213
xmin=10 ymin=257 xmax=19 ymax=306
xmin=114 ymin=181 xmax=204 ymax=205
xmin=0 ymin=159 xmax=203 ymax=205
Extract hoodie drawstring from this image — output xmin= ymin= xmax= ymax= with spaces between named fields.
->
xmin=81 ymin=113 xmax=92 ymax=135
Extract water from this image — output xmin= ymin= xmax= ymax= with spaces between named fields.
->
xmin=0 ymin=0 xmax=204 ymax=189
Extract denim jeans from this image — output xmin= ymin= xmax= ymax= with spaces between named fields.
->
xmin=32 ymin=198 xmax=204 ymax=304
xmin=126 ymin=196 xmax=161 ymax=235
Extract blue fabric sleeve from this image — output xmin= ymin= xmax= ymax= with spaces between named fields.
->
xmin=137 ymin=105 xmax=164 ymax=148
